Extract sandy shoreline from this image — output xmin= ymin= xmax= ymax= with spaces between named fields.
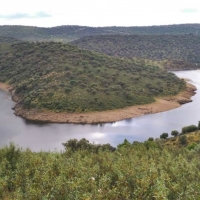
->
xmin=0 ymin=82 xmax=197 ymax=124
xmin=0 ymin=82 xmax=10 ymax=91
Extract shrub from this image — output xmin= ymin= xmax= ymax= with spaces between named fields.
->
xmin=182 ymin=125 xmax=198 ymax=134
xmin=117 ymin=139 xmax=131 ymax=148
xmin=65 ymin=87 xmax=71 ymax=93
xmin=171 ymin=130 xmax=179 ymax=137
xmin=70 ymin=80 xmax=77 ymax=86
xmin=187 ymin=143 xmax=197 ymax=150
xmin=160 ymin=133 xmax=168 ymax=139
xmin=179 ymin=135 xmax=188 ymax=145
xmin=144 ymin=140 xmax=158 ymax=150
xmin=62 ymin=138 xmax=116 ymax=153
xmin=148 ymin=137 xmax=154 ymax=141
xmin=91 ymin=89 xmax=97 ymax=95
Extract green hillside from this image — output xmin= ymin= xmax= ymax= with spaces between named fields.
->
xmin=0 ymin=42 xmax=185 ymax=112
xmin=0 ymin=36 xmax=19 ymax=54
xmin=1 ymin=24 xmax=200 ymax=42
xmin=0 ymin=36 xmax=19 ymax=43
xmin=72 ymin=34 xmax=200 ymax=69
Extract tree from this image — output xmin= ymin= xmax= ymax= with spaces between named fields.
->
xmin=179 ymin=135 xmax=187 ymax=145
xmin=160 ymin=133 xmax=168 ymax=139
xmin=117 ymin=139 xmax=131 ymax=148
xmin=148 ymin=137 xmax=154 ymax=141
xmin=198 ymin=121 xmax=200 ymax=130
xmin=182 ymin=125 xmax=197 ymax=134
xmin=144 ymin=140 xmax=158 ymax=150
xmin=171 ymin=130 xmax=179 ymax=137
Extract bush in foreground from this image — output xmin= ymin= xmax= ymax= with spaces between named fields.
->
xmin=1 ymin=140 xmax=200 ymax=199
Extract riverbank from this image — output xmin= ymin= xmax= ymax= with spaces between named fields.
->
xmin=0 ymin=82 xmax=10 ymax=91
xmin=0 ymin=81 xmax=196 ymax=124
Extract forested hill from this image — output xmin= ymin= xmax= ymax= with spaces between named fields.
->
xmin=72 ymin=34 xmax=200 ymax=69
xmin=1 ymin=24 xmax=200 ymax=42
xmin=0 ymin=36 xmax=20 ymax=54
xmin=0 ymin=36 xmax=19 ymax=43
xmin=0 ymin=42 xmax=185 ymax=112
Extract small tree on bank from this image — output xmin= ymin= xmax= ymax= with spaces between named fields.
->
xmin=182 ymin=125 xmax=197 ymax=134
xmin=179 ymin=135 xmax=188 ymax=145
xmin=160 ymin=133 xmax=168 ymax=139
xmin=198 ymin=121 xmax=200 ymax=130
xmin=171 ymin=130 xmax=179 ymax=137
xmin=148 ymin=137 xmax=154 ymax=141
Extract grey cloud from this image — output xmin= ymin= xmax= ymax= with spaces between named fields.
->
xmin=181 ymin=9 xmax=199 ymax=14
xmin=0 ymin=12 xmax=51 ymax=20
xmin=34 ymin=12 xmax=52 ymax=18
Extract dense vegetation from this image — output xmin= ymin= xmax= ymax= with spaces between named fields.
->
xmin=0 ymin=36 xmax=19 ymax=44
xmin=0 ymin=42 xmax=185 ymax=112
xmin=1 ymin=24 xmax=200 ymax=42
xmin=0 ymin=36 xmax=19 ymax=54
xmin=1 ymin=122 xmax=200 ymax=199
xmin=1 ymin=135 xmax=200 ymax=199
xmin=72 ymin=34 xmax=200 ymax=69
xmin=163 ymin=122 xmax=200 ymax=147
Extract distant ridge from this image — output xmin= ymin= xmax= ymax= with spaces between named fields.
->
xmin=72 ymin=34 xmax=200 ymax=69
xmin=1 ymin=24 xmax=200 ymax=42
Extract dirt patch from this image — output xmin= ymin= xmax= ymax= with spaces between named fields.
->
xmin=0 ymin=82 xmax=10 ymax=92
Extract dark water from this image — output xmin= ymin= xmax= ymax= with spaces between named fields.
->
xmin=0 ymin=70 xmax=200 ymax=151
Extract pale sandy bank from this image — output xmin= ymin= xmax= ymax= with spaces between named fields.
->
xmin=0 ymin=82 xmax=10 ymax=91
xmin=0 ymin=81 xmax=196 ymax=124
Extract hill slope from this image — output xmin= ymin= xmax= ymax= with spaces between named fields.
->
xmin=0 ymin=42 xmax=185 ymax=113
xmin=1 ymin=24 xmax=200 ymax=42
xmin=0 ymin=36 xmax=19 ymax=43
xmin=0 ymin=36 xmax=20 ymax=54
xmin=72 ymin=34 xmax=200 ymax=69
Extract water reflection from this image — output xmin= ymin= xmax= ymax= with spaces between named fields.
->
xmin=0 ymin=70 xmax=200 ymax=151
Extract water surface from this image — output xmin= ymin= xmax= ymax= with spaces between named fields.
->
xmin=0 ymin=70 xmax=200 ymax=151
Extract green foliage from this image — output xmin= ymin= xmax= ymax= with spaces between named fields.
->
xmin=0 ymin=36 xmax=19 ymax=44
xmin=144 ymin=140 xmax=158 ymax=150
xmin=198 ymin=121 xmax=200 ymax=130
xmin=0 ymin=143 xmax=21 ymax=171
xmin=179 ymin=135 xmax=188 ymax=145
xmin=117 ymin=139 xmax=131 ymax=148
xmin=73 ymin=34 xmax=200 ymax=69
xmin=171 ymin=130 xmax=179 ymax=137
xmin=163 ymin=122 xmax=200 ymax=147
xmin=160 ymin=133 xmax=168 ymax=139
xmin=1 ymin=141 xmax=200 ymax=199
xmin=62 ymin=138 xmax=116 ymax=153
xmin=148 ymin=137 xmax=154 ymax=141
xmin=0 ymin=42 xmax=185 ymax=113
xmin=187 ymin=143 xmax=197 ymax=150
xmin=182 ymin=125 xmax=198 ymax=134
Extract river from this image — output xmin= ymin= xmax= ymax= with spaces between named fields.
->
xmin=0 ymin=70 xmax=200 ymax=151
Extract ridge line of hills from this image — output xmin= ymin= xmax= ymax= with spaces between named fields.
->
xmin=72 ymin=34 xmax=200 ymax=70
xmin=1 ymin=24 xmax=200 ymax=42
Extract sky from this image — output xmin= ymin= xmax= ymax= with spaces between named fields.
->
xmin=0 ymin=0 xmax=200 ymax=27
